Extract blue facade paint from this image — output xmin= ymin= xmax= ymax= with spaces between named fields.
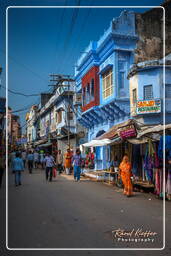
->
xmin=75 ymin=11 xmax=138 ymax=170
xmin=131 ymin=65 xmax=171 ymax=124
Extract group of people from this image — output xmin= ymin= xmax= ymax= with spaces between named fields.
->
xmin=2 ymin=147 xmax=133 ymax=197
xmin=7 ymin=147 xmax=83 ymax=186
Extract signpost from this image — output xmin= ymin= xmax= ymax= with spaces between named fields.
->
xmin=136 ymin=99 xmax=161 ymax=115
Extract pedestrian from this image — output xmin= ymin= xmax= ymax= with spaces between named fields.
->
xmin=33 ymin=150 xmax=39 ymax=169
xmin=27 ymin=151 xmax=34 ymax=173
xmin=56 ymin=149 xmax=63 ymax=175
xmin=119 ymin=155 xmax=133 ymax=197
xmin=12 ymin=152 xmax=24 ymax=186
xmin=72 ymin=148 xmax=82 ymax=182
xmin=0 ymin=151 xmax=5 ymax=188
xmin=64 ymin=148 xmax=72 ymax=175
xmin=40 ymin=150 xmax=45 ymax=169
xmin=21 ymin=150 xmax=27 ymax=168
xmin=44 ymin=152 xmax=55 ymax=182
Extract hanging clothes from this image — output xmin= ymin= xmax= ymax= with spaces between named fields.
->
xmin=166 ymin=169 xmax=171 ymax=200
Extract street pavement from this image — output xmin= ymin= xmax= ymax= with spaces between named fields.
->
xmin=0 ymin=168 xmax=171 ymax=256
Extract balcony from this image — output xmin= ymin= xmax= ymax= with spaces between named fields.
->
xmin=56 ymin=82 xmax=75 ymax=97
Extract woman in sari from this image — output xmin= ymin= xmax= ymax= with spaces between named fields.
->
xmin=119 ymin=155 xmax=133 ymax=197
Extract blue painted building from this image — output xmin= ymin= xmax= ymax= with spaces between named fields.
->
xmin=128 ymin=54 xmax=171 ymax=124
xmin=75 ymin=11 xmax=138 ymax=170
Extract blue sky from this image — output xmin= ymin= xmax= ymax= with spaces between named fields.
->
xmin=0 ymin=0 xmax=164 ymax=130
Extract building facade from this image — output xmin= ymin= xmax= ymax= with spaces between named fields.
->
xmin=75 ymin=11 xmax=138 ymax=170
xmin=129 ymin=54 xmax=171 ymax=124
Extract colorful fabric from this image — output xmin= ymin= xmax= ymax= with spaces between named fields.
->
xmin=64 ymin=152 xmax=72 ymax=168
xmin=119 ymin=159 xmax=133 ymax=196
xmin=166 ymin=169 xmax=171 ymax=197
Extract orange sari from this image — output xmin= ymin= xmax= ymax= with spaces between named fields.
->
xmin=64 ymin=152 xmax=72 ymax=168
xmin=119 ymin=161 xmax=133 ymax=196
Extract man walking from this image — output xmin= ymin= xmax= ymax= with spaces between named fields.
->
xmin=27 ymin=151 xmax=34 ymax=173
xmin=56 ymin=149 xmax=63 ymax=175
xmin=33 ymin=150 xmax=39 ymax=169
xmin=21 ymin=150 xmax=27 ymax=168
xmin=12 ymin=152 xmax=24 ymax=186
xmin=44 ymin=152 xmax=55 ymax=182
xmin=72 ymin=148 xmax=82 ymax=182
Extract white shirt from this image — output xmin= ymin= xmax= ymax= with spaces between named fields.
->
xmin=21 ymin=152 xmax=27 ymax=160
xmin=34 ymin=152 xmax=39 ymax=161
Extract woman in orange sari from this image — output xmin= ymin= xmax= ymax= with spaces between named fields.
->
xmin=64 ymin=149 xmax=72 ymax=175
xmin=119 ymin=155 xmax=133 ymax=197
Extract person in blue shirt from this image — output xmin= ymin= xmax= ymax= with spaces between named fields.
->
xmin=13 ymin=152 xmax=24 ymax=186
xmin=27 ymin=151 xmax=34 ymax=173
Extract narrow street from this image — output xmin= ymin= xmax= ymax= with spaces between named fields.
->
xmin=5 ymin=169 xmax=170 ymax=249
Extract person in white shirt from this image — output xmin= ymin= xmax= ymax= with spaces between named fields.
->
xmin=21 ymin=150 xmax=27 ymax=168
xmin=33 ymin=151 xmax=39 ymax=169
xmin=44 ymin=152 xmax=55 ymax=182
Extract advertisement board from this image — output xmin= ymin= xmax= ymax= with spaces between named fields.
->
xmin=137 ymin=99 xmax=161 ymax=114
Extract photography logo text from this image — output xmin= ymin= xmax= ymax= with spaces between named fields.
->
xmin=112 ymin=228 xmax=158 ymax=243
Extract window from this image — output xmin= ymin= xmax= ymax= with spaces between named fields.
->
xmin=132 ymin=89 xmax=137 ymax=104
xmin=86 ymin=83 xmax=90 ymax=104
xmin=119 ymin=71 xmax=125 ymax=89
xmin=144 ymin=85 xmax=153 ymax=100
xmin=102 ymin=69 xmax=113 ymax=99
xmin=90 ymin=79 xmax=94 ymax=101
xmin=82 ymin=88 xmax=86 ymax=106
xmin=166 ymin=84 xmax=171 ymax=98
xmin=57 ymin=110 xmax=62 ymax=124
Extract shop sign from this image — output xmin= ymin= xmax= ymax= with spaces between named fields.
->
xmin=119 ymin=124 xmax=137 ymax=139
xmin=136 ymin=99 xmax=161 ymax=114
xmin=16 ymin=138 xmax=27 ymax=145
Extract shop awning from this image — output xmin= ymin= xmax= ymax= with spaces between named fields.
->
xmin=82 ymin=139 xmax=112 ymax=147
xmin=98 ymin=119 xmax=136 ymax=140
xmin=34 ymin=139 xmax=48 ymax=146
xmin=38 ymin=142 xmax=52 ymax=148
xmin=81 ymin=119 xmax=137 ymax=148
xmin=137 ymin=124 xmax=171 ymax=138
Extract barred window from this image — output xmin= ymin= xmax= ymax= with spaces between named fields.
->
xmin=144 ymin=85 xmax=153 ymax=100
xmin=102 ymin=69 xmax=113 ymax=99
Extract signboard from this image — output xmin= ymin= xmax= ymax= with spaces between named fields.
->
xmin=16 ymin=138 xmax=27 ymax=145
xmin=119 ymin=124 xmax=137 ymax=140
xmin=137 ymin=99 xmax=161 ymax=114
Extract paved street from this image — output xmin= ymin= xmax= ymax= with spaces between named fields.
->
xmin=0 ymin=169 xmax=171 ymax=256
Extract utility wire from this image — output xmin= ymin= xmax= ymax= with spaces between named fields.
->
xmin=1 ymin=85 xmax=40 ymax=97
xmin=58 ymin=0 xmax=81 ymax=74
xmin=62 ymin=1 xmax=93 ymax=74
xmin=0 ymin=49 xmax=48 ymax=84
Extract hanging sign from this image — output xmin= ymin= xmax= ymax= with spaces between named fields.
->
xmin=119 ymin=124 xmax=137 ymax=139
xmin=137 ymin=99 xmax=161 ymax=114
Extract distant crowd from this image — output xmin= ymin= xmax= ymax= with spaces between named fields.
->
xmin=7 ymin=148 xmax=83 ymax=187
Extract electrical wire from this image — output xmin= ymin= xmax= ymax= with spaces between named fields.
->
xmin=62 ymin=1 xmax=93 ymax=74
xmin=1 ymin=85 xmax=40 ymax=97
xmin=58 ymin=0 xmax=81 ymax=74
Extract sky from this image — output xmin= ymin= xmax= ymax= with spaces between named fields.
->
xmin=0 ymin=0 xmax=164 ymax=131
